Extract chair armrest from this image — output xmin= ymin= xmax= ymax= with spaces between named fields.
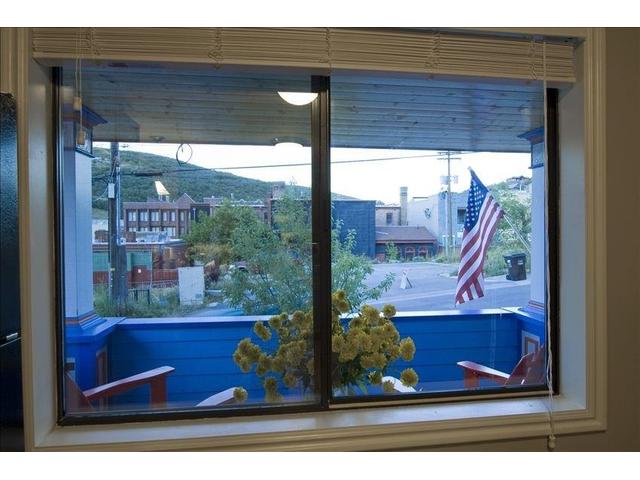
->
xmin=196 ymin=387 xmax=238 ymax=407
xmin=83 ymin=366 xmax=175 ymax=407
xmin=456 ymin=361 xmax=510 ymax=388
xmin=382 ymin=376 xmax=416 ymax=393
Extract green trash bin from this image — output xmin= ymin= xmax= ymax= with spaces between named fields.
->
xmin=503 ymin=253 xmax=527 ymax=281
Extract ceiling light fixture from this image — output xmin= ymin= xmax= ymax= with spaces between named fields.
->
xmin=277 ymin=91 xmax=318 ymax=106
xmin=273 ymin=137 xmax=305 ymax=149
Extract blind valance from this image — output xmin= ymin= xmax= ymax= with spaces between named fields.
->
xmin=32 ymin=28 xmax=576 ymax=83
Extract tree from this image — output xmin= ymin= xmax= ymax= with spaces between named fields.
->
xmin=185 ymin=200 xmax=259 ymax=268
xmin=221 ymin=194 xmax=394 ymax=315
xmin=385 ymin=242 xmax=399 ymax=262
xmin=332 ymin=221 xmax=394 ymax=311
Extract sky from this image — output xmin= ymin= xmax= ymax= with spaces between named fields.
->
xmin=96 ymin=142 xmax=531 ymax=205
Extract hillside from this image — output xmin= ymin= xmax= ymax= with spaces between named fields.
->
xmin=91 ymin=147 xmax=344 ymax=211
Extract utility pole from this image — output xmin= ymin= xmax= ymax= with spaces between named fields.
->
xmin=108 ymin=141 xmax=127 ymax=314
xmin=438 ymin=151 xmax=461 ymax=259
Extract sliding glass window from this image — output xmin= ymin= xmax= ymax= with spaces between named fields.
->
xmin=57 ymin=63 xmax=556 ymax=422
xmin=58 ymin=65 xmax=322 ymax=419
xmin=329 ymin=73 xmax=552 ymax=401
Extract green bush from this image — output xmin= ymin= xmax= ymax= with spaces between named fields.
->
xmin=93 ymin=285 xmax=204 ymax=318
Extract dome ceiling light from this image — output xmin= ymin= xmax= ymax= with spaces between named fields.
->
xmin=277 ymin=91 xmax=318 ymax=106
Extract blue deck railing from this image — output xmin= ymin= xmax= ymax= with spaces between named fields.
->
xmin=65 ymin=308 xmax=545 ymax=409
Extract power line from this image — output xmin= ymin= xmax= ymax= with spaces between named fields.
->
xmin=92 ymin=151 xmax=472 ymax=181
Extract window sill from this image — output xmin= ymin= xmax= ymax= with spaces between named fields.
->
xmin=35 ymin=394 xmax=601 ymax=451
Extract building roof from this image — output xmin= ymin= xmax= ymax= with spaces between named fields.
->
xmin=375 ymin=226 xmax=437 ymax=244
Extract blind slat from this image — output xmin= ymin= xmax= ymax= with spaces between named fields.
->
xmin=32 ymin=28 xmax=575 ymax=82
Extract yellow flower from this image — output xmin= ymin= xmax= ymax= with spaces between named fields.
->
xmin=237 ymin=338 xmax=253 ymax=355
xmin=232 ymin=351 xmax=243 ymax=365
xmin=399 ymin=337 xmax=416 ymax=361
xmin=268 ymin=315 xmax=282 ymax=330
xmin=264 ymin=376 xmax=278 ymax=392
xmin=400 ymin=368 xmax=419 ymax=388
xmin=361 ymin=305 xmax=380 ymax=324
xmin=336 ymin=299 xmax=350 ymax=313
xmin=360 ymin=355 xmax=374 ymax=369
xmin=349 ymin=316 xmax=365 ymax=330
xmin=291 ymin=310 xmax=305 ymax=326
xmin=382 ymin=323 xmax=399 ymax=342
xmin=283 ymin=372 xmax=298 ymax=388
xmin=387 ymin=344 xmax=401 ymax=362
xmin=369 ymin=370 xmax=383 ymax=385
xmin=253 ymin=321 xmax=272 ymax=341
xmin=257 ymin=353 xmax=272 ymax=371
xmin=382 ymin=380 xmax=396 ymax=394
xmin=332 ymin=334 xmax=346 ymax=353
xmin=238 ymin=359 xmax=251 ymax=373
xmin=272 ymin=354 xmax=286 ymax=373
xmin=370 ymin=352 xmax=387 ymax=369
xmin=382 ymin=304 xmax=396 ymax=318
xmin=233 ymin=387 xmax=248 ymax=403
xmin=334 ymin=290 xmax=347 ymax=301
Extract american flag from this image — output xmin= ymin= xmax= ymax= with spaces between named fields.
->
xmin=455 ymin=169 xmax=504 ymax=305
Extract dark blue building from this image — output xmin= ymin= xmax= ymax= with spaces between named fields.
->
xmin=332 ymin=200 xmax=376 ymax=258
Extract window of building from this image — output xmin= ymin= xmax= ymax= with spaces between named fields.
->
xmin=179 ymin=211 xmax=185 ymax=222
xmin=170 ymin=211 xmax=176 ymax=222
xmin=139 ymin=211 xmax=148 ymax=222
xmin=53 ymin=33 xmax=564 ymax=426
xmin=457 ymin=208 xmax=466 ymax=225
xmin=127 ymin=211 xmax=137 ymax=222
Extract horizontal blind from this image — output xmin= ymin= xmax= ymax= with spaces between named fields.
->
xmin=32 ymin=28 xmax=576 ymax=82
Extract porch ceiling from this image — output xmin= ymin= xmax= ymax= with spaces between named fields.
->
xmin=70 ymin=65 xmax=544 ymax=153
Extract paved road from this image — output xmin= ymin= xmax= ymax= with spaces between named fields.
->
xmin=364 ymin=261 xmax=530 ymax=311
xmin=189 ymin=261 xmax=530 ymax=316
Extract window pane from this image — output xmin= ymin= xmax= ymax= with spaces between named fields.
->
xmin=60 ymin=65 xmax=319 ymax=416
xmin=330 ymin=73 xmax=548 ymax=399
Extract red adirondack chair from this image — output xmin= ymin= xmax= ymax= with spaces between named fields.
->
xmin=65 ymin=366 xmax=175 ymax=412
xmin=457 ymin=347 xmax=546 ymax=388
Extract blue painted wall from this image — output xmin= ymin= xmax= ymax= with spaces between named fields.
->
xmin=332 ymin=200 xmax=376 ymax=258
xmin=102 ymin=309 xmax=529 ymax=408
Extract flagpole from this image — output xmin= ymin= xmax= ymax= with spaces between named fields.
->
xmin=501 ymin=211 xmax=531 ymax=255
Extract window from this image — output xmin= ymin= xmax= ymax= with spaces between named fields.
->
xmin=330 ymin=73 xmax=553 ymax=403
xmin=139 ymin=211 xmax=148 ymax=222
xmin=386 ymin=212 xmax=393 ymax=225
xmin=58 ymin=65 xmax=319 ymax=421
xmin=54 ymin=34 xmax=563 ymax=426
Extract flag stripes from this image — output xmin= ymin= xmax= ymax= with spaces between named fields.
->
xmin=455 ymin=170 xmax=504 ymax=305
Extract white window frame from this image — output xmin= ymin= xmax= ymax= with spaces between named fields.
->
xmin=13 ymin=27 xmax=606 ymax=451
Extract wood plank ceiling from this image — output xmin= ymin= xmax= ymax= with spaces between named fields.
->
xmin=69 ymin=65 xmax=544 ymax=153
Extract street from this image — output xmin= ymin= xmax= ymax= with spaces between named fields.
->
xmin=365 ymin=261 xmax=530 ymax=311
xmin=189 ymin=261 xmax=530 ymax=316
